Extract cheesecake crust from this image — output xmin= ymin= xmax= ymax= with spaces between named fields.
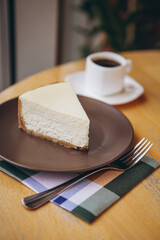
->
xmin=18 ymin=98 xmax=88 ymax=151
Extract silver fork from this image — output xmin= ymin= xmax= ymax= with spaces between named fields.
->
xmin=22 ymin=138 xmax=153 ymax=210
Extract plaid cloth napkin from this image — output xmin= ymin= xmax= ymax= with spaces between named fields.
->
xmin=0 ymin=156 xmax=159 ymax=223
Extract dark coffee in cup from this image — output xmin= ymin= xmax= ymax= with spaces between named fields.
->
xmin=85 ymin=51 xmax=132 ymax=95
xmin=92 ymin=58 xmax=121 ymax=68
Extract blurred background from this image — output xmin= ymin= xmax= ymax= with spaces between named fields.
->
xmin=0 ymin=0 xmax=159 ymax=91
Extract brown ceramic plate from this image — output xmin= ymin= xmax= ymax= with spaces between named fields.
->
xmin=0 ymin=97 xmax=134 ymax=172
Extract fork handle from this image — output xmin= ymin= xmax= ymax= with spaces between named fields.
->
xmin=22 ymin=166 xmax=113 ymax=209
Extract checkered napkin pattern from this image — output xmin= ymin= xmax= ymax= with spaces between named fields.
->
xmin=0 ymin=156 xmax=159 ymax=223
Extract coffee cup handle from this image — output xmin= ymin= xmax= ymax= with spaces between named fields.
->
xmin=125 ymin=59 xmax=132 ymax=73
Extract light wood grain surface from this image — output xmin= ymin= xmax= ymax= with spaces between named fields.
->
xmin=0 ymin=50 xmax=160 ymax=240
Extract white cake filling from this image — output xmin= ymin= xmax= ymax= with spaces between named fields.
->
xmin=19 ymin=82 xmax=90 ymax=148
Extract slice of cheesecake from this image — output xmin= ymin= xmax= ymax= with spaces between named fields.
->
xmin=18 ymin=82 xmax=90 ymax=150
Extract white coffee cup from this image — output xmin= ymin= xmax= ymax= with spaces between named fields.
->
xmin=85 ymin=51 xmax=132 ymax=96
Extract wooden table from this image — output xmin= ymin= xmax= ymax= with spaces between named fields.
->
xmin=0 ymin=50 xmax=160 ymax=240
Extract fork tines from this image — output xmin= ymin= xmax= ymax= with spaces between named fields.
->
xmin=118 ymin=137 xmax=153 ymax=163
xmin=123 ymin=138 xmax=153 ymax=167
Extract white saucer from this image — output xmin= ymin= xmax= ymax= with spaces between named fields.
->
xmin=65 ymin=71 xmax=144 ymax=105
